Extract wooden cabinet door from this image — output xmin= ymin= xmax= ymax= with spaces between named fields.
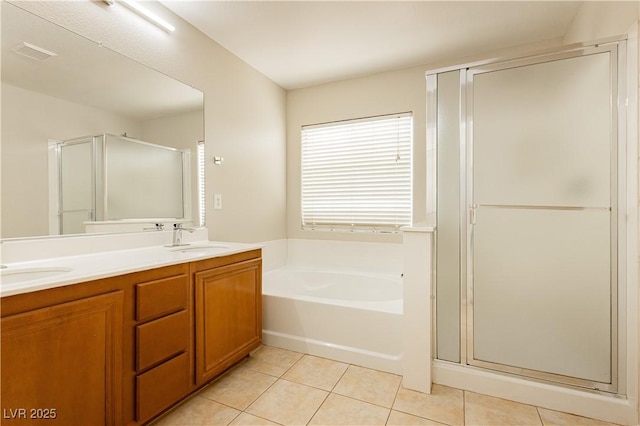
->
xmin=1 ymin=291 xmax=124 ymax=426
xmin=195 ymin=258 xmax=262 ymax=384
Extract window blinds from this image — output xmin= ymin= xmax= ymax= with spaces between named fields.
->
xmin=301 ymin=113 xmax=412 ymax=232
xmin=197 ymin=140 xmax=205 ymax=227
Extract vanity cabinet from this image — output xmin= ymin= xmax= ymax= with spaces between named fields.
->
xmin=133 ymin=271 xmax=192 ymax=423
xmin=0 ymin=249 xmax=262 ymax=425
xmin=194 ymin=249 xmax=262 ymax=385
xmin=1 ymin=290 xmax=124 ymax=425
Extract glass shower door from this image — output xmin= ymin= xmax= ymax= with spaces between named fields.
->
xmin=468 ymin=46 xmax=617 ymax=389
xmin=59 ymin=139 xmax=95 ymax=234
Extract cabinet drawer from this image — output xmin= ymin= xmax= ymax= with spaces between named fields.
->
xmin=136 ymin=275 xmax=188 ymax=322
xmin=136 ymin=352 xmax=189 ymax=422
xmin=136 ymin=310 xmax=189 ymax=371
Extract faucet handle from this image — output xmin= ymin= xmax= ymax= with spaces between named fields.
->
xmin=174 ymin=223 xmax=195 ymax=232
xmin=143 ymin=223 xmax=165 ymax=231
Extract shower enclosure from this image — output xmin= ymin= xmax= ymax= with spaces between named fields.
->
xmin=49 ymin=133 xmax=191 ymax=234
xmin=430 ymin=39 xmax=629 ymax=392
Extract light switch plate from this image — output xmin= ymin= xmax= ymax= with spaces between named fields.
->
xmin=213 ymin=193 xmax=222 ymax=210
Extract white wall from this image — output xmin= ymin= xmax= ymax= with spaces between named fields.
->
xmin=1 ymin=82 xmax=141 ymax=238
xmin=563 ymin=1 xmax=639 ymax=45
xmin=3 ymin=0 xmax=287 ymax=243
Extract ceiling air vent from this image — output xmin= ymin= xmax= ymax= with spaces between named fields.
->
xmin=12 ymin=42 xmax=57 ymax=61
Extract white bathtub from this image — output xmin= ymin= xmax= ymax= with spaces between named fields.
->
xmin=262 ymin=265 xmax=403 ymax=374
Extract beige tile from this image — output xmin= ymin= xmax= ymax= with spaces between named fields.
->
xmin=393 ymin=384 xmax=463 ymax=426
xmin=199 ymin=367 xmax=277 ymax=410
xmin=246 ymin=379 xmax=328 ymax=425
xmin=465 ymin=391 xmax=542 ymax=426
xmin=333 ymin=365 xmax=402 ymax=408
xmin=538 ymin=407 xmax=621 ymax=426
xmin=243 ymin=345 xmax=304 ymax=377
xmin=153 ymin=395 xmax=240 ymax=425
xmin=387 ymin=410 xmax=449 ymax=425
xmin=150 ymin=408 xmax=180 ymax=426
xmin=283 ymin=354 xmax=349 ymax=391
xmin=229 ymin=412 xmax=280 ymax=426
xmin=309 ymin=393 xmax=390 ymax=425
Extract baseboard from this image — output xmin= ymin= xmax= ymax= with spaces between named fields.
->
xmin=263 ymin=329 xmax=402 ymax=375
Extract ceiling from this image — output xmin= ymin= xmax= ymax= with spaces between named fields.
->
xmin=160 ymin=1 xmax=584 ymax=90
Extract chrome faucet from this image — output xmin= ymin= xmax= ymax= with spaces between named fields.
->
xmin=168 ymin=223 xmax=195 ymax=247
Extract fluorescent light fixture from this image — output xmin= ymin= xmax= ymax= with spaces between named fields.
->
xmin=118 ymin=0 xmax=175 ymax=32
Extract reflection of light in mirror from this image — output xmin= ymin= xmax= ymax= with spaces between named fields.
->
xmin=113 ymin=0 xmax=176 ymax=33
xmin=12 ymin=42 xmax=57 ymax=61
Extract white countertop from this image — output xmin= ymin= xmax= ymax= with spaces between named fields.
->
xmin=0 ymin=240 xmax=261 ymax=298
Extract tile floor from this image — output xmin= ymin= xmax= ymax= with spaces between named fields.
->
xmin=153 ymin=345 xmax=620 ymax=426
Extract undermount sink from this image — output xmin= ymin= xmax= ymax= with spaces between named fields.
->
xmin=0 ymin=267 xmax=73 ymax=285
xmin=169 ymin=244 xmax=230 ymax=254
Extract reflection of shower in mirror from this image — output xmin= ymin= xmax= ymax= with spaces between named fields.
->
xmin=48 ymin=133 xmax=191 ymax=235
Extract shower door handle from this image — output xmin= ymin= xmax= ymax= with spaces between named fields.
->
xmin=469 ymin=204 xmax=478 ymax=225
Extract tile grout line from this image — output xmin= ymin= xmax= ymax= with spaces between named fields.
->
xmin=255 ymin=350 xmax=333 ymax=425
xmin=159 ymin=346 xmax=621 ymax=426
xmin=384 ymin=377 xmax=403 ymax=425
xmin=329 ymin=365 xmax=404 ymax=411
xmin=383 ymin=383 xmax=454 ymax=425
xmin=389 ymin=406 xmax=454 ymax=426
xmin=193 ymin=376 xmax=265 ymax=424
xmin=244 ymin=411 xmax=285 ymax=426
xmin=305 ymin=357 xmax=349 ymax=425
xmin=535 ymin=405 xmax=544 ymax=426
xmin=241 ymin=350 xmax=305 ymax=423
xmin=305 ymin=387 xmax=332 ymax=425
xmin=462 ymin=389 xmax=466 ymax=426
xmin=295 ymin=357 xmax=400 ymax=425
xmin=201 ymin=349 xmax=302 ymax=424
xmin=329 ymin=361 xmax=351 ymax=393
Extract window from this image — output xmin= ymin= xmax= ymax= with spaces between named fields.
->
xmin=301 ymin=112 xmax=412 ymax=232
xmin=197 ymin=140 xmax=205 ymax=227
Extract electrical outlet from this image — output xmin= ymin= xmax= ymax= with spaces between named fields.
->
xmin=213 ymin=193 xmax=222 ymax=210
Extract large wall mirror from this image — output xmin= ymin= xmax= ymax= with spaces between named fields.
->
xmin=1 ymin=2 xmax=204 ymax=239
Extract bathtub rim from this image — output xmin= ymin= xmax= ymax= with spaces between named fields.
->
xmin=262 ymin=264 xmax=403 ymax=314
